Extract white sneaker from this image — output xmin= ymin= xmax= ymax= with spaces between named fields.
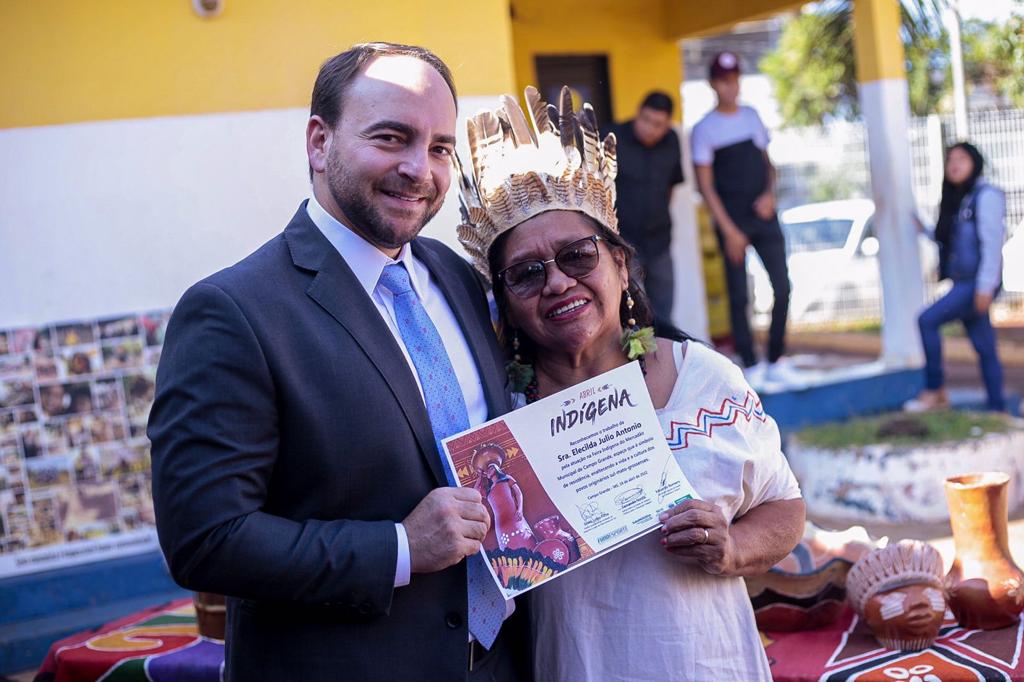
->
xmin=763 ymin=359 xmax=807 ymax=389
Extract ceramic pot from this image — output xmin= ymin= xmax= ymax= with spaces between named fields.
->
xmin=193 ymin=592 xmax=226 ymax=640
xmin=944 ymin=472 xmax=1024 ymax=629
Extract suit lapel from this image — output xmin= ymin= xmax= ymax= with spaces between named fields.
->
xmin=413 ymin=240 xmax=508 ymax=420
xmin=284 ymin=204 xmax=447 ymax=487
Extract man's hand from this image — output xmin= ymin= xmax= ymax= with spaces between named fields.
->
xmin=659 ymin=500 xmax=737 ymax=575
xmin=404 ymin=487 xmax=491 ymax=574
xmin=975 ymin=291 xmax=994 ymax=315
xmin=723 ymin=229 xmax=750 ymax=265
xmin=753 ymin=191 xmax=775 ymax=220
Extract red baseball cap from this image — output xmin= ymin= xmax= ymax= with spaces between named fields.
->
xmin=709 ymin=51 xmax=741 ymax=80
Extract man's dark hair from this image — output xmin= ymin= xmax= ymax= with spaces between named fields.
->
xmin=639 ymin=91 xmax=673 ymax=116
xmin=308 ymin=42 xmax=458 ymax=179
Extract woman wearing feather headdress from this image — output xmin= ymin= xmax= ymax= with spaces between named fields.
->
xmin=455 ymin=86 xmax=806 ymax=680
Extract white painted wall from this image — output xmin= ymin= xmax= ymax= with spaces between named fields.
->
xmin=0 ymin=96 xmax=499 ymax=328
xmin=670 ymin=126 xmax=709 ymax=341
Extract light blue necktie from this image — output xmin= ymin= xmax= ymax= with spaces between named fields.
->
xmin=378 ymin=263 xmax=505 ymax=649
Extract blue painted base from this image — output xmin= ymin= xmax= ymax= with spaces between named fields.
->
xmin=762 ymin=364 xmax=1020 ymax=436
xmin=762 ymin=366 xmax=924 ymax=436
xmin=0 ymin=551 xmax=186 ymax=675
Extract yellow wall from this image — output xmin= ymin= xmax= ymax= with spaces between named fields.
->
xmin=0 ymin=0 xmax=516 ymax=129
xmin=510 ymin=0 xmax=681 ymax=124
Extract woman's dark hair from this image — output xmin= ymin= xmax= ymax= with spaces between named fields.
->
xmin=487 ymin=213 xmax=691 ymax=366
xmin=935 ymin=142 xmax=985 ymax=248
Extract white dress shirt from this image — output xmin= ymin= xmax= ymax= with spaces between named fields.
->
xmin=306 ymin=196 xmax=488 ymax=588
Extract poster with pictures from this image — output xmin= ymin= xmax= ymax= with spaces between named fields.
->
xmin=0 ymin=310 xmax=172 ymax=577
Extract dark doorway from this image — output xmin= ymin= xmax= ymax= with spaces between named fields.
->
xmin=534 ymin=55 xmax=614 ymax=129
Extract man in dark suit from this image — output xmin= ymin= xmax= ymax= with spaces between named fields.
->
xmin=148 ymin=43 xmax=529 ymax=681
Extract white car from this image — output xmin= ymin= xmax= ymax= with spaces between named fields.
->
xmin=1002 ymin=218 xmax=1024 ymax=293
xmin=747 ymin=199 xmax=938 ymax=326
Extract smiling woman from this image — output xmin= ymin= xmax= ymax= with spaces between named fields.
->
xmin=455 ymin=85 xmax=806 ymax=681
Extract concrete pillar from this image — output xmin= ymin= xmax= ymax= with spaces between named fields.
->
xmin=853 ymin=0 xmax=925 ymax=367
xmin=671 ymin=129 xmax=710 ymax=341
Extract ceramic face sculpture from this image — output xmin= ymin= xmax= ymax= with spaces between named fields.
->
xmin=846 ymin=541 xmax=947 ymax=651
xmin=862 ymin=583 xmax=946 ymax=650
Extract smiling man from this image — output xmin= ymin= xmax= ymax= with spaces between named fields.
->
xmin=148 ymin=43 xmax=529 ymax=681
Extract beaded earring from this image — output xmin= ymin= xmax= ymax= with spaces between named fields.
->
xmin=620 ymin=289 xmax=656 ymax=371
xmin=505 ymin=330 xmax=536 ymax=394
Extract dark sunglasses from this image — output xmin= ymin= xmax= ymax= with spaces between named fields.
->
xmin=497 ymin=235 xmax=603 ymax=298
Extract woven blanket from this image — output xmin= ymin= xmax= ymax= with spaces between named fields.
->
xmin=35 ymin=598 xmax=222 ymax=682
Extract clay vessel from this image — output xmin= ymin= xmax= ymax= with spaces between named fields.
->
xmin=193 ymin=592 xmax=226 ymax=640
xmin=944 ymin=472 xmax=1024 ymax=629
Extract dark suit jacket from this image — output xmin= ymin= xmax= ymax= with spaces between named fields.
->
xmin=148 ymin=203 xmax=521 ymax=680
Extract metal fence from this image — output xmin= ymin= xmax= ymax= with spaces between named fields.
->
xmin=751 ymin=108 xmax=1024 ymax=329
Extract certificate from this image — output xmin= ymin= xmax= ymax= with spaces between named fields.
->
xmin=441 ymin=361 xmax=698 ymax=599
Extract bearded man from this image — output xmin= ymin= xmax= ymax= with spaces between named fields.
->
xmin=148 ymin=43 xmax=530 ymax=681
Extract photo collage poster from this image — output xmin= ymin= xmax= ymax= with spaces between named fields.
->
xmin=0 ymin=310 xmax=172 ymax=577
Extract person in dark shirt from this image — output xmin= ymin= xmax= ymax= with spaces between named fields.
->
xmin=606 ymin=91 xmax=685 ymax=322
xmin=692 ymin=51 xmax=795 ymax=386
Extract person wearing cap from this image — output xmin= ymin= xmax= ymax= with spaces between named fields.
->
xmin=605 ymin=91 xmax=685 ymax=323
xmin=692 ymin=52 xmax=794 ymax=385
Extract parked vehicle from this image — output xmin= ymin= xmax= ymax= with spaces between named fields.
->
xmin=747 ymin=199 xmax=938 ymax=326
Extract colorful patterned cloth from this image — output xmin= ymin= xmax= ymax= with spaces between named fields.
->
xmin=34 ymin=597 xmax=1024 ymax=681
xmin=765 ymin=606 xmax=1024 ymax=681
xmin=35 ymin=599 xmax=222 ymax=682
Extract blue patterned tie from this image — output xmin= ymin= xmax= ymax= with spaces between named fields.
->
xmin=378 ymin=263 xmax=505 ymax=649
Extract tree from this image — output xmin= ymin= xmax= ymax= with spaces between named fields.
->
xmin=761 ymin=0 xmax=951 ymax=126
xmin=962 ymin=13 xmax=1024 ymax=108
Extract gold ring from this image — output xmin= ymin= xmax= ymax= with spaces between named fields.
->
xmin=702 ymin=528 xmax=710 ymax=544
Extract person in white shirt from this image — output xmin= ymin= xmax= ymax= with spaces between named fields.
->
xmin=692 ymin=51 xmax=795 ymax=385
xmin=456 ymin=85 xmax=806 ymax=682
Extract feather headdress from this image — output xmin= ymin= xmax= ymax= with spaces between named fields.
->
xmin=455 ymin=85 xmax=619 ymax=281
xmin=845 ymin=541 xmax=945 ymax=615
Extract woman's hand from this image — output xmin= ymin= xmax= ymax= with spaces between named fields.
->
xmin=975 ymin=291 xmax=994 ymax=315
xmin=659 ymin=500 xmax=737 ymax=575
xmin=660 ymin=498 xmax=806 ymax=577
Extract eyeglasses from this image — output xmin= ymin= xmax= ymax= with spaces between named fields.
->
xmin=497 ymin=235 xmax=603 ymax=298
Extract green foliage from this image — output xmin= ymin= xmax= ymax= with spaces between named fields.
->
xmin=962 ymin=15 xmax=1024 ymax=107
xmin=760 ymin=0 xmax=1023 ymax=126
xmin=760 ymin=12 xmax=858 ymax=126
xmin=794 ymin=410 xmax=1012 ymax=449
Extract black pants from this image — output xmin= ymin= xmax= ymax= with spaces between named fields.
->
xmin=636 ymin=248 xmax=674 ymax=323
xmin=716 ymin=218 xmax=790 ymax=367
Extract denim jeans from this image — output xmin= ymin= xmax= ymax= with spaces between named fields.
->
xmin=918 ymin=280 xmax=1005 ymax=410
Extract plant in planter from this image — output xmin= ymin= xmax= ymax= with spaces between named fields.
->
xmin=786 ymin=411 xmax=1024 ymax=525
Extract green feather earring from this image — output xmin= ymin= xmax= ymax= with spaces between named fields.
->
xmin=620 ymin=290 xmax=656 ymax=361
xmin=505 ymin=330 xmax=535 ymax=393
